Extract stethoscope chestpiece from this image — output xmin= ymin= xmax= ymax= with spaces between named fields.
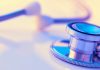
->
xmin=51 ymin=22 xmax=100 ymax=68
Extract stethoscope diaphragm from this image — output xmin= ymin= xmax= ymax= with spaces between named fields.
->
xmin=51 ymin=22 xmax=100 ymax=68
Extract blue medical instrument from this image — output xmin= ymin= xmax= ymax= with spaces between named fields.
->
xmin=0 ymin=2 xmax=41 ymax=21
xmin=1 ymin=1 xmax=100 ymax=68
xmin=51 ymin=22 xmax=100 ymax=68
xmin=0 ymin=2 xmax=90 ymax=23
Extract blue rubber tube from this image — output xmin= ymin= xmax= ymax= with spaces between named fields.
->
xmin=0 ymin=9 xmax=91 ymax=23
xmin=0 ymin=10 xmax=26 ymax=21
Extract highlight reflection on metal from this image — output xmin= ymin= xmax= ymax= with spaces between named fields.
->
xmin=94 ymin=44 xmax=100 ymax=62
xmin=51 ymin=22 xmax=100 ymax=68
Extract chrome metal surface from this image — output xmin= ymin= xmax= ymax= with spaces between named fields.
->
xmin=67 ymin=22 xmax=100 ymax=63
xmin=51 ymin=22 xmax=100 ymax=67
xmin=51 ymin=40 xmax=100 ymax=68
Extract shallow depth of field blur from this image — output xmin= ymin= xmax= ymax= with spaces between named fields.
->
xmin=0 ymin=0 xmax=99 ymax=70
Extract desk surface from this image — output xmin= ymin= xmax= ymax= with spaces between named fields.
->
xmin=0 ymin=0 xmax=100 ymax=70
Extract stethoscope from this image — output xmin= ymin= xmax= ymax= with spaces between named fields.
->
xmin=0 ymin=1 xmax=100 ymax=68
xmin=0 ymin=2 xmax=91 ymax=29
xmin=51 ymin=22 xmax=100 ymax=68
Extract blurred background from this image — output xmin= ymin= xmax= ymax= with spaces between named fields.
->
xmin=0 ymin=0 xmax=99 ymax=70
